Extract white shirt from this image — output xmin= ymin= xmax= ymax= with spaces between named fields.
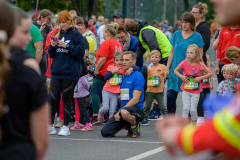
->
xmin=97 ymin=25 xmax=105 ymax=45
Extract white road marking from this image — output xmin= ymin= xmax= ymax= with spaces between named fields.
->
xmin=50 ymin=137 xmax=163 ymax=144
xmin=125 ymin=146 xmax=166 ymax=160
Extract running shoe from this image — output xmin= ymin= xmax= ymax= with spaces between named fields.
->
xmin=98 ymin=109 xmax=104 ymax=123
xmin=141 ymin=120 xmax=148 ymax=125
xmin=90 ymin=116 xmax=99 ymax=125
xmin=102 ymin=116 xmax=109 ymax=124
xmin=148 ymin=111 xmax=158 ymax=120
xmin=70 ymin=122 xmax=83 ymax=130
xmin=48 ymin=125 xmax=56 ymax=135
xmin=81 ymin=123 xmax=93 ymax=131
xmin=196 ymin=117 xmax=205 ymax=127
xmin=132 ymin=123 xmax=141 ymax=138
xmin=58 ymin=126 xmax=70 ymax=136
xmin=126 ymin=127 xmax=133 ymax=137
xmin=157 ymin=115 xmax=164 ymax=120
xmin=55 ymin=119 xmax=64 ymax=128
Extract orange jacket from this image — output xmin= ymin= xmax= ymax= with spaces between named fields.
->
xmin=177 ymin=96 xmax=240 ymax=158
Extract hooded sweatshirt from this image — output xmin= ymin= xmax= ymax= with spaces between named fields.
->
xmin=48 ymin=27 xmax=85 ymax=81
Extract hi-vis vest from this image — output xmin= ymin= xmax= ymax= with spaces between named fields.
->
xmin=213 ymin=109 xmax=240 ymax=152
xmin=138 ymin=25 xmax=171 ymax=58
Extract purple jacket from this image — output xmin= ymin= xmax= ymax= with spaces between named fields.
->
xmin=73 ymin=75 xmax=89 ymax=98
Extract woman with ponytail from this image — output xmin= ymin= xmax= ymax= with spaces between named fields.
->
xmin=90 ymin=23 xmax=123 ymax=124
xmin=48 ymin=10 xmax=85 ymax=136
xmin=0 ymin=2 xmax=48 ymax=160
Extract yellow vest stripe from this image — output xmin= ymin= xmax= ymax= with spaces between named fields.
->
xmin=181 ymin=124 xmax=195 ymax=154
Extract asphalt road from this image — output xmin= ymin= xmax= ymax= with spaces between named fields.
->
xmin=45 ymin=68 xmax=219 ymax=160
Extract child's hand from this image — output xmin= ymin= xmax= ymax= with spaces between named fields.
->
xmin=181 ymin=75 xmax=189 ymax=84
xmin=125 ymin=67 xmax=133 ymax=76
xmin=111 ymin=67 xmax=120 ymax=74
xmin=210 ymin=85 xmax=214 ymax=90
xmin=194 ymin=77 xmax=202 ymax=83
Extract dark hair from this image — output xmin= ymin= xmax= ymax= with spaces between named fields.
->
xmin=73 ymin=16 xmax=83 ymax=25
xmin=0 ymin=0 xmax=16 ymax=140
xmin=124 ymin=20 xmax=138 ymax=33
xmin=117 ymin=23 xmax=127 ymax=34
xmin=180 ymin=12 xmax=196 ymax=31
xmin=80 ymin=17 xmax=88 ymax=28
xmin=14 ymin=9 xmax=29 ymax=26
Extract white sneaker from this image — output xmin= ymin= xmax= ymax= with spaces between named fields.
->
xmin=196 ymin=117 xmax=205 ymax=127
xmin=157 ymin=115 xmax=164 ymax=120
xmin=58 ymin=126 xmax=70 ymax=136
xmin=48 ymin=125 xmax=56 ymax=135
xmin=55 ymin=119 xmax=64 ymax=128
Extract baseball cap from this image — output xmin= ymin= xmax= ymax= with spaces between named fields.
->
xmin=163 ymin=24 xmax=168 ymax=31
xmin=153 ymin=20 xmax=159 ymax=24
xmin=113 ymin=13 xmax=124 ymax=18
xmin=38 ymin=9 xmax=54 ymax=19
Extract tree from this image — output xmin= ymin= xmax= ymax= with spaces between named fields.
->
xmin=183 ymin=0 xmax=189 ymax=11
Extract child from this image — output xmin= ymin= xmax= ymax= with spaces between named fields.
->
xmin=174 ymin=44 xmax=212 ymax=124
xmin=98 ymin=51 xmax=139 ymax=123
xmin=216 ymin=65 xmax=228 ymax=95
xmin=141 ymin=50 xmax=168 ymax=125
xmin=70 ymin=58 xmax=95 ymax=131
xmin=219 ymin=64 xmax=238 ymax=97
xmin=202 ymin=54 xmax=214 ymax=97
xmin=226 ymin=46 xmax=240 ymax=78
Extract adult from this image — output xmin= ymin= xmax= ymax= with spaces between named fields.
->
xmin=157 ymin=0 xmax=240 ymax=157
xmin=33 ymin=9 xmax=54 ymax=76
xmin=192 ymin=3 xmax=211 ymax=64
xmin=47 ymin=10 xmax=85 ymax=136
xmin=91 ymin=15 xmax=97 ymax=25
xmin=125 ymin=20 xmax=171 ymax=66
xmin=88 ymin=21 xmax=97 ymax=36
xmin=95 ymin=15 xmax=104 ymax=31
xmin=9 ymin=9 xmax=40 ymax=74
xmin=113 ymin=13 xmax=124 ymax=25
xmin=79 ymin=17 xmax=97 ymax=62
xmin=69 ymin=10 xmax=77 ymax=17
xmin=25 ymin=24 xmax=43 ymax=64
xmin=173 ymin=20 xmax=181 ymax=33
xmin=153 ymin=20 xmax=159 ymax=28
xmin=191 ymin=3 xmax=211 ymax=127
xmin=97 ymin=18 xmax=109 ymax=45
xmin=163 ymin=24 xmax=172 ymax=40
xmin=165 ymin=12 xmax=204 ymax=114
xmin=0 ymin=3 xmax=48 ymax=160
xmin=90 ymin=23 xmax=123 ymax=124
xmin=101 ymin=51 xmax=144 ymax=138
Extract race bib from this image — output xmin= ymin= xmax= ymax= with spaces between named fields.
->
xmin=202 ymin=78 xmax=210 ymax=83
xmin=183 ymin=76 xmax=199 ymax=90
xmin=74 ymin=84 xmax=78 ymax=93
xmin=147 ymin=76 xmax=160 ymax=87
xmin=109 ymin=74 xmax=123 ymax=86
xmin=120 ymin=88 xmax=129 ymax=100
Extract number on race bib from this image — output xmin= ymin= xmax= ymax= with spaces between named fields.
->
xmin=147 ymin=76 xmax=160 ymax=87
xmin=109 ymin=74 xmax=123 ymax=86
xmin=183 ymin=76 xmax=199 ymax=90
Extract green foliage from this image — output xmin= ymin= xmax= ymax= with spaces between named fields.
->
xmin=98 ymin=0 xmax=104 ymax=15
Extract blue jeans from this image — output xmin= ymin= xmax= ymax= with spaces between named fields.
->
xmin=167 ymin=90 xmax=179 ymax=114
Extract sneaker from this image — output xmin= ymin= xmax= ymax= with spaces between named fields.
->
xmin=141 ymin=120 xmax=148 ymax=125
xmin=196 ymin=117 xmax=205 ymax=127
xmin=132 ymin=123 xmax=141 ymax=138
xmin=157 ymin=115 xmax=164 ymax=120
xmin=98 ymin=109 xmax=104 ymax=123
xmin=148 ymin=111 xmax=158 ymax=120
xmin=70 ymin=122 xmax=83 ymax=130
xmin=102 ymin=116 xmax=109 ymax=124
xmin=90 ymin=116 xmax=99 ymax=125
xmin=58 ymin=126 xmax=70 ymax=136
xmin=55 ymin=119 xmax=64 ymax=128
xmin=126 ymin=128 xmax=133 ymax=137
xmin=81 ymin=123 xmax=93 ymax=131
xmin=48 ymin=125 xmax=56 ymax=135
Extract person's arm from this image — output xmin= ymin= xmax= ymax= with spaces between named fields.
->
xmin=104 ymin=71 xmax=114 ymax=81
xmin=199 ymin=47 xmax=204 ymax=58
xmin=141 ymin=29 xmax=160 ymax=51
xmin=212 ymin=38 xmax=219 ymax=50
xmin=194 ymin=67 xmax=213 ymax=83
xmin=135 ymin=42 xmax=147 ymax=60
xmin=165 ymin=46 xmax=174 ymax=77
xmin=34 ymin=40 xmax=43 ymax=64
xmin=23 ymin=59 xmax=41 ymax=75
xmin=215 ymin=58 xmax=221 ymax=75
xmin=174 ymin=66 xmax=189 ymax=84
xmin=30 ymin=104 xmax=48 ymax=160
xmin=122 ymin=90 xmax=142 ymax=108
xmin=215 ymin=30 xmax=223 ymax=75
xmin=94 ymin=56 xmax=107 ymax=75
xmin=210 ymin=77 xmax=214 ymax=90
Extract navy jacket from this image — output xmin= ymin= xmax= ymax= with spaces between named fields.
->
xmin=128 ymin=35 xmax=143 ymax=69
xmin=48 ymin=27 xmax=85 ymax=81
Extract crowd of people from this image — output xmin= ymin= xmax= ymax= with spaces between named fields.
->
xmin=0 ymin=0 xmax=240 ymax=159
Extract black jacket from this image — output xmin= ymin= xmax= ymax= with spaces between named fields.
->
xmin=196 ymin=21 xmax=211 ymax=64
xmin=135 ymin=20 xmax=161 ymax=60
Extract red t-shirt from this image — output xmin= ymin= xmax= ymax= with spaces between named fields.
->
xmin=96 ymin=39 xmax=123 ymax=75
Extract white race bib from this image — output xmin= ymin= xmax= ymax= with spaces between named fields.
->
xmin=120 ymin=88 xmax=129 ymax=100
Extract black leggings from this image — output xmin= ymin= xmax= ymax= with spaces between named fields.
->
xmin=77 ymin=96 xmax=90 ymax=124
xmin=49 ymin=79 xmax=77 ymax=126
xmin=197 ymin=88 xmax=211 ymax=117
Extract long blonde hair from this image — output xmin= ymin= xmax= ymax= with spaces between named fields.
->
xmin=187 ymin=44 xmax=203 ymax=63
xmin=55 ymin=10 xmax=74 ymax=39
xmin=206 ymin=54 xmax=210 ymax=67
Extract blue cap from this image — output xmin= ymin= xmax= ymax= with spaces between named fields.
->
xmin=163 ymin=24 xmax=168 ymax=31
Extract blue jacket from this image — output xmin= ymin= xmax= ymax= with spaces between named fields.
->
xmin=48 ymin=27 xmax=85 ymax=81
xmin=128 ymin=35 xmax=143 ymax=69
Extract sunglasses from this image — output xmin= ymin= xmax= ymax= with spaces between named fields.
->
xmin=186 ymin=51 xmax=196 ymax=54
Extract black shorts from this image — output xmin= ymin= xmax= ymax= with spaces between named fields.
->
xmin=101 ymin=106 xmax=144 ymax=137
